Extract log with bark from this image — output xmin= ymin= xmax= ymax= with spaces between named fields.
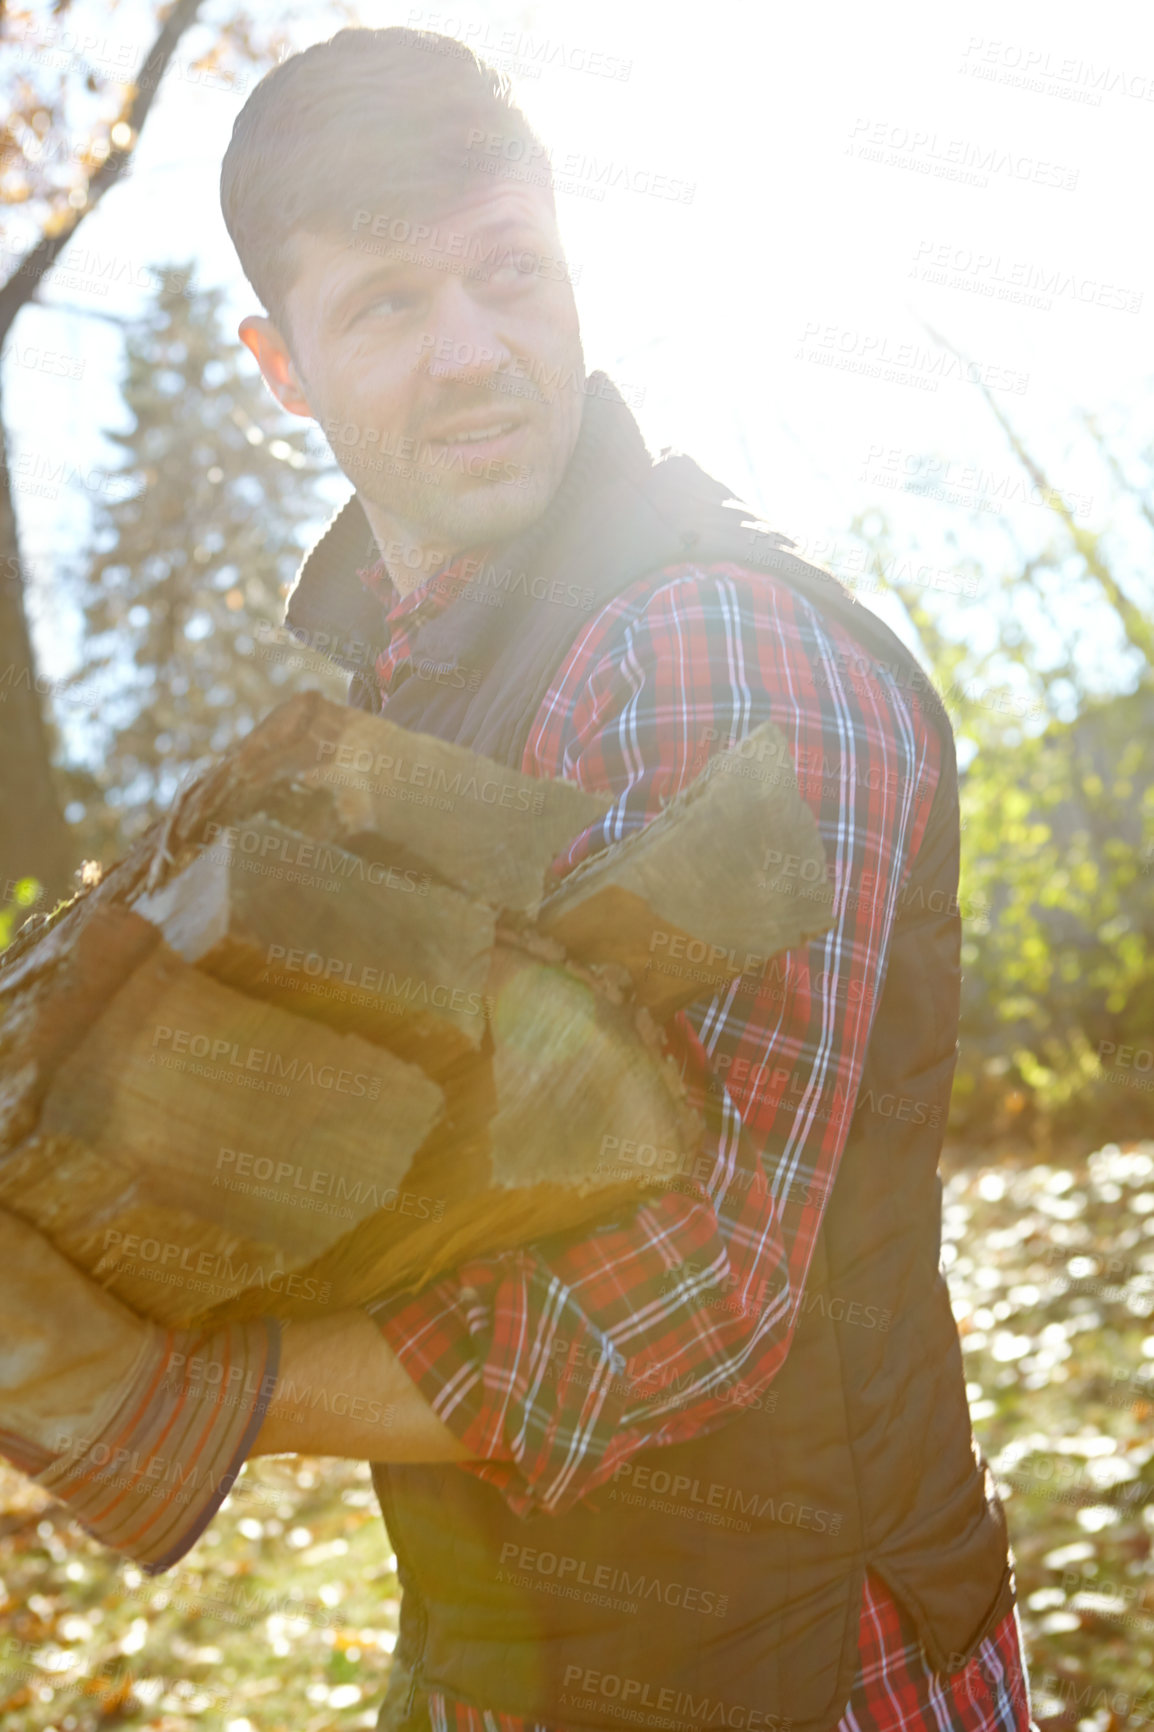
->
xmin=0 ymin=693 xmax=833 ymax=1328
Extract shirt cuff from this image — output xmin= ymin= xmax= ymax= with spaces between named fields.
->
xmin=33 ymin=1318 xmax=280 ymax=1574
xmin=367 ymin=1253 xmax=636 ymax=1516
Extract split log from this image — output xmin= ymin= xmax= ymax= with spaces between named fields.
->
xmin=134 ymin=814 xmax=496 ymax=1075
xmin=290 ymin=707 xmax=611 ymax=916
xmin=0 ymin=922 xmax=443 ymax=1325
xmin=539 ymin=721 xmax=832 ymax=1017
xmin=483 ymin=944 xmax=694 ymax=1192
xmin=0 ymin=902 xmax=162 ymax=1153
xmin=0 ymin=909 xmax=698 ymax=1328
xmin=206 ymin=942 xmax=698 ymax=1321
xmin=164 ymin=692 xmax=612 ymax=918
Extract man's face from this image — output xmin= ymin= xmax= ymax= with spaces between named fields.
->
xmin=268 ymin=182 xmax=585 ymax=558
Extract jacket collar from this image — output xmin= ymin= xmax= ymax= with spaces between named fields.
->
xmin=284 ymin=484 xmax=386 ymax=680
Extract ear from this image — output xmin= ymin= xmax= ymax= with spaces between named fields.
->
xmin=238 ymin=315 xmax=313 ymax=418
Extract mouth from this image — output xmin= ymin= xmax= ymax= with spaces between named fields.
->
xmin=422 ymin=414 xmax=531 ymax=465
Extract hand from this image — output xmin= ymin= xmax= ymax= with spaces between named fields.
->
xmin=0 ymin=1208 xmax=281 ymax=1573
xmin=0 ymin=1209 xmax=157 ymax=1453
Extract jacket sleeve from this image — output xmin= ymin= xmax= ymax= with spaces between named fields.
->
xmin=364 ymin=566 xmax=944 ymax=1515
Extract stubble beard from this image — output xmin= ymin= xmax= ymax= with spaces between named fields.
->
xmin=351 ymin=402 xmax=577 ymax=559
xmin=365 ymin=446 xmax=560 ymax=553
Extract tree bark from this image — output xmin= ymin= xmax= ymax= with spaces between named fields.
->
xmin=0 ymin=375 xmax=74 ymax=903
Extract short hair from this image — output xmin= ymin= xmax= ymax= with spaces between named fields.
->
xmin=220 ymin=27 xmax=551 ymax=333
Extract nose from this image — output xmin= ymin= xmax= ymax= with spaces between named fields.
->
xmin=418 ymin=278 xmax=512 ymax=386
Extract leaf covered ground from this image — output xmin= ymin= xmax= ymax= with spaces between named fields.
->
xmin=0 ymin=1456 xmax=398 ymax=1732
xmin=941 ymin=1136 xmax=1154 ymax=1731
xmin=3 ymin=1137 xmax=1154 ymax=1731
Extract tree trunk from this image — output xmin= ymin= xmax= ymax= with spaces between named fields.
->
xmin=0 ymin=379 xmax=74 ymax=904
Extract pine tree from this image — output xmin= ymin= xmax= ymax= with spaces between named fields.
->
xmin=0 ymin=0 xmax=212 ymax=902
xmin=69 ymin=265 xmax=344 ymax=858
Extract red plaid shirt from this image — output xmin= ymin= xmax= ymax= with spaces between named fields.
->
xmin=360 ymin=554 xmax=1031 ymax=1732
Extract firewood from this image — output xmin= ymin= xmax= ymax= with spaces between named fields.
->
xmin=0 ymin=903 xmax=161 ymax=1152
xmin=134 ymin=815 xmax=496 ymax=1075
xmin=483 ymin=944 xmax=696 ymax=1191
xmin=538 ymin=721 xmax=833 ymax=1016
xmin=0 ymin=695 xmax=830 ymax=1335
xmin=0 ymin=916 xmax=698 ymax=1328
xmin=170 ymin=693 xmax=612 ymax=917
xmin=0 ymin=932 xmax=443 ymax=1325
xmin=206 ymin=941 xmax=698 ymax=1321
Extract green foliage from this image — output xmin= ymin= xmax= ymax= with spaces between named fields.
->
xmin=0 ymin=878 xmax=41 ymax=953
xmin=66 ymin=266 xmax=346 ymax=860
xmin=953 ymin=689 xmax=1154 ymax=1125
xmin=849 ymin=392 xmax=1154 ymax=1138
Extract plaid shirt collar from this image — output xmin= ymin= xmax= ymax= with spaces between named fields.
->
xmin=356 ymin=552 xmax=489 ymax=700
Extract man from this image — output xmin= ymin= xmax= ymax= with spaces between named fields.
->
xmin=0 ymin=27 xmax=1032 ymax=1732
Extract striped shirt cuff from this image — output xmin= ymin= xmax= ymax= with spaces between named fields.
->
xmin=0 ymin=1427 xmax=54 ymax=1478
xmin=33 ymin=1319 xmax=280 ymax=1574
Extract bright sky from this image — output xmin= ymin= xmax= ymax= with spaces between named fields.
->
xmin=6 ymin=0 xmax=1153 ymax=687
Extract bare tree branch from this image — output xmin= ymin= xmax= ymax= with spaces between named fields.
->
xmin=1079 ymin=408 xmax=1154 ymax=544
xmin=0 ymin=0 xmax=206 ymax=341
xmin=920 ymin=319 xmax=1154 ymax=672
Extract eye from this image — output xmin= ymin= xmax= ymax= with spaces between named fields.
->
xmin=478 ymin=250 xmax=536 ymax=290
xmin=348 ymin=282 xmax=424 ymax=325
xmin=357 ymin=288 xmax=421 ymax=322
